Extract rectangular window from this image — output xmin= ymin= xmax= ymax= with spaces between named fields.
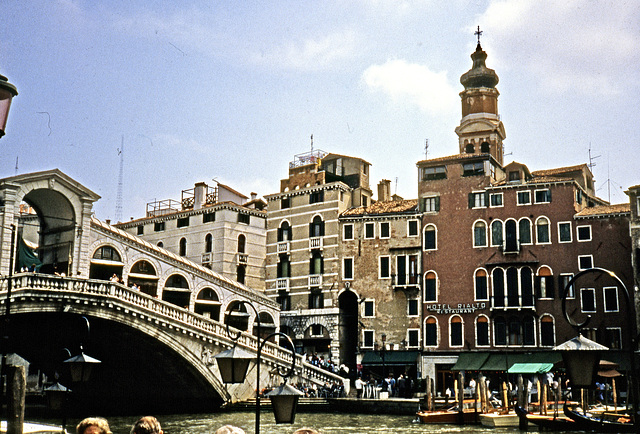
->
xmin=424 ymin=275 xmax=437 ymax=302
xmin=407 ymin=329 xmax=420 ymax=348
xmin=363 ymin=299 xmax=375 ymax=318
xmin=308 ymin=289 xmax=324 ymax=309
xmin=577 ymin=225 xmax=592 ymax=241
xmin=281 ymin=197 xmax=290 ymax=209
xmin=408 ymin=220 xmax=419 ymax=237
xmin=581 ymin=288 xmax=596 ymax=313
xmin=559 ymin=274 xmax=575 ymax=298
xmin=578 ymin=255 xmax=593 ymax=270
xmin=477 ymin=321 xmax=489 ymax=346
xmin=450 ymin=321 xmax=463 ymax=347
xmin=540 ymin=319 xmax=555 ymax=347
xmin=509 ymin=171 xmax=520 ymax=182
xmin=517 ymin=191 xmax=531 ymax=205
xmin=203 ymin=212 xmax=215 ymax=223
xmin=238 ymin=213 xmax=250 ymax=224
xmin=309 ymin=190 xmax=324 ymax=204
xmin=379 ymin=222 xmax=390 ymax=238
xmin=137 ymin=225 xmax=144 ymax=235
xmin=362 ymin=330 xmax=374 ymax=348
xmin=469 ymin=192 xmax=487 ymax=208
xmin=277 ymin=291 xmax=291 ymax=311
xmin=177 ymin=216 xmax=190 ymax=228
xmin=423 ymin=226 xmax=436 ymax=250
xmin=364 ymin=222 xmax=375 ymax=239
xmin=490 ymin=193 xmax=503 ymax=207
xmin=422 ymin=196 xmax=440 ymax=212
xmin=343 ymin=224 xmax=354 ymax=240
xmin=154 ymin=221 xmax=165 ymax=232
xmin=558 ymin=222 xmax=572 ymax=242
xmin=408 ymin=299 xmax=419 ymax=317
xmin=605 ymin=328 xmax=622 ymax=349
xmin=310 ymin=324 xmax=324 ymax=336
xmin=343 ymin=257 xmax=354 ymax=280
xmin=534 ymin=189 xmax=552 ymax=203
xmin=463 ymin=161 xmax=484 ymax=176
xmin=421 ymin=165 xmax=447 ymax=180
xmin=603 ymin=286 xmax=619 ymax=312
xmin=494 ymin=321 xmax=507 ymax=346
xmin=379 ymin=256 xmax=390 ymax=279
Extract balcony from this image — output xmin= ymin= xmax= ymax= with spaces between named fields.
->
xmin=277 ymin=241 xmax=290 ymax=253
xmin=309 ymin=275 xmax=322 ymax=287
xmin=309 ymin=237 xmax=323 ymax=250
xmin=276 ymin=278 xmax=289 ymax=291
xmin=201 ymin=252 xmax=212 ymax=264
xmin=237 ymin=253 xmax=248 ymax=265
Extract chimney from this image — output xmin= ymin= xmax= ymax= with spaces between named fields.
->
xmin=251 ymin=192 xmax=257 ymax=201
xmin=194 ymin=182 xmax=207 ymax=210
xmin=378 ymin=179 xmax=391 ymax=202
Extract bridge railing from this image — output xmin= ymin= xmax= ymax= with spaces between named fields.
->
xmin=0 ymin=274 xmax=345 ymax=387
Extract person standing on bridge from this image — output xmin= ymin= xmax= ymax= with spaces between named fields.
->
xmin=131 ymin=416 xmax=163 ymax=434
xmin=76 ymin=417 xmax=112 ymax=434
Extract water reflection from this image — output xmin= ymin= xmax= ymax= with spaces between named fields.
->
xmin=81 ymin=412 xmax=520 ymax=434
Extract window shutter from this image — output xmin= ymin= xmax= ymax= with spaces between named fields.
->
xmin=320 ymin=221 xmax=325 ymax=236
xmin=468 ymin=193 xmax=474 ymax=208
xmin=309 ymin=223 xmax=313 ymax=237
xmin=534 ymin=276 xmax=541 ymax=298
xmin=435 ymin=196 xmax=440 ymax=211
xmin=484 ymin=192 xmax=489 ymax=206
xmin=547 ymin=189 xmax=552 ymax=202
xmin=548 ymin=277 xmax=555 ymax=299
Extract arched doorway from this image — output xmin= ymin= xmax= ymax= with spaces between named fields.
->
xmin=127 ymin=260 xmax=158 ymax=297
xmin=338 ymin=289 xmax=358 ymax=380
xmin=162 ymin=274 xmax=190 ymax=309
xmin=194 ymin=288 xmax=221 ymax=320
xmin=89 ymin=245 xmax=124 ymax=281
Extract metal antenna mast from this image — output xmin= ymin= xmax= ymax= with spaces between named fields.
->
xmin=115 ymin=135 xmax=124 ymax=223
xmin=425 ymin=139 xmax=429 ymax=159
xmin=14 ymin=156 xmax=18 ymax=176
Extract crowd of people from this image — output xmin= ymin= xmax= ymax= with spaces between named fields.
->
xmin=305 ymin=353 xmax=348 ymax=377
xmin=75 ymin=416 xmax=321 ymax=434
xmin=354 ymin=373 xmax=414 ymax=399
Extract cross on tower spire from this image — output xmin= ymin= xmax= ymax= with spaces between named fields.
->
xmin=474 ymin=26 xmax=483 ymax=46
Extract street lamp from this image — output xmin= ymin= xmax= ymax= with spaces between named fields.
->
xmin=214 ymin=301 xmax=302 ymax=434
xmin=556 ymin=267 xmax=638 ymax=426
xmin=0 ymin=72 xmax=18 ymax=139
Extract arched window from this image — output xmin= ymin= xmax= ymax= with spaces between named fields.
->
xmin=237 ymin=234 xmax=246 ymax=253
xmin=424 ymin=271 xmax=437 ymax=302
xmin=540 ymin=315 xmax=555 ymax=347
xmin=519 ymin=218 xmax=532 ymax=244
xmin=237 ymin=265 xmax=246 ymax=284
xmin=309 ymin=215 xmax=324 ymax=237
xmin=128 ymin=260 xmax=158 ymax=297
xmin=491 ymin=220 xmax=503 ymax=247
xmin=535 ymin=217 xmax=550 ymax=244
xmin=90 ymin=245 xmax=123 ymax=281
xmin=521 ymin=267 xmax=534 ymax=307
xmin=204 ymin=234 xmax=212 ymax=253
xmin=473 ymin=220 xmax=487 ymax=247
xmin=465 ymin=143 xmax=474 ymax=153
xmin=474 ymin=269 xmax=488 ymax=300
xmin=424 ymin=317 xmax=438 ymax=347
xmin=492 ymin=268 xmax=505 ymax=308
xmin=194 ymin=288 xmax=221 ymax=321
xmin=92 ymin=245 xmax=121 ymax=262
xmin=536 ymin=266 xmax=554 ymax=299
xmin=166 ymin=274 xmax=189 ymax=288
xmin=504 ymin=219 xmax=518 ymax=252
xmin=179 ymin=237 xmax=187 ymax=256
xmin=278 ymin=221 xmax=292 ymax=241
xmin=424 ymin=224 xmax=437 ymax=250
xmin=480 ymin=142 xmax=490 ymax=153
xmin=476 ymin=316 xmax=490 ymax=346
xmin=450 ymin=316 xmax=463 ymax=347
xmin=163 ymin=274 xmax=190 ymax=309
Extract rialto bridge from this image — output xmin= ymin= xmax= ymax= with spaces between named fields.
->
xmin=0 ymin=170 xmax=343 ymax=413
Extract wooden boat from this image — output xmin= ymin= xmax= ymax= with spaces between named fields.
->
xmin=564 ymin=406 xmax=635 ymax=433
xmin=514 ymin=405 xmax=575 ymax=430
xmin=416 ymin=406 xmax=480 ymax=424
xmin=0 ymin=421 xmax=67 ymax=433
xmin=479 ymin=411 xmax=519 ymax=428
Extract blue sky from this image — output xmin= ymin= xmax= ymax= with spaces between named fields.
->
xmin=1 ymin=0 xmax=638 ymax=221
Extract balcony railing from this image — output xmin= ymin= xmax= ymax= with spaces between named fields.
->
xmin=309 ymin=237 xmax=322 ymax=250
xmin=276 ymin=278 xmax=289 ymax=291
xmin=201 ymin=252 xmax=212 ymax=264
xmin=309 ymin=275 xmax=322 ymax=287
xmin=237 ymin=253 xmax=248 ymax=265
xmin=277 ymin=241 xmax=290 ymax=253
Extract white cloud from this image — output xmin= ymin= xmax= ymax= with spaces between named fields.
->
xmin=477 ymin=0 xmax=640 ymax=96
xmin=252 ymin=30 xmax=359 ymax=71
xmin=362 ymin=59 xmax=457 ymax=115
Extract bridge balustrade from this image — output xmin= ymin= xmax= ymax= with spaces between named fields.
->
xmin=0 ymin=273 xmax=344 ymax=389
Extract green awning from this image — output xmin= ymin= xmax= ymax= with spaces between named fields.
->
xmin=508 ymin=362 xmax=554 ymax=374
xmin=452 ymin=352 xmax=490 ymax=371
xmin=361 ymin=351 xmax=419 ymax=366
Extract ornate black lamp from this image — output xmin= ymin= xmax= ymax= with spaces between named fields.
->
xmin=554 ymin=334 xmax=607 ymax=389
xmin=63 ymin=349 xmax=101 ymax=383
xmin=214 ymin=301 xmax=302 ymax=433
xmin=0 ymin=72 xmax=18 ymax=139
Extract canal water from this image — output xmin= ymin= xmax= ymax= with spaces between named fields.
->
xmin=65 ymin=411 xmax=526 ymax=434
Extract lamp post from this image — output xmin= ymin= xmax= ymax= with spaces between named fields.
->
xmin=0 ymin=72 xmax=18 ymax=139
xmin=556 ymin=267 xmax=638 ymax=429
xmin=214 ymin=301 xmax=302 ymax=434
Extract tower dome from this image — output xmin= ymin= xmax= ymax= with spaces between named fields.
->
xmin=460 ymin=44 xmax=499 ymax=89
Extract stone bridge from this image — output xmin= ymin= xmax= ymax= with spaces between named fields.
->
xmin=0 ymin=273 xmax=344 ymax=414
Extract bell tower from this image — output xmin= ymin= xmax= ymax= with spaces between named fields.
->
xmin=455 ymin=27 xmax=506 ymax=165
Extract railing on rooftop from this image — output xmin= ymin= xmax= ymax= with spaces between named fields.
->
xmin=146 ymin=198 xmax=182 ymax=218
xmin=289 ymin=149 xmax=327 ymax=169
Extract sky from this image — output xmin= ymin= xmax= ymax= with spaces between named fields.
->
xmin=0 ymin=0 xmax=638 ymax=222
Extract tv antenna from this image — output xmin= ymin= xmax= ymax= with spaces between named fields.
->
xmin=424 ymin=139 xmax=429 ymax=159
xmin=115 ymin=135 xmax=124 ymax=223
xmin=588 ymin=142 xmax=600 ymax=171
